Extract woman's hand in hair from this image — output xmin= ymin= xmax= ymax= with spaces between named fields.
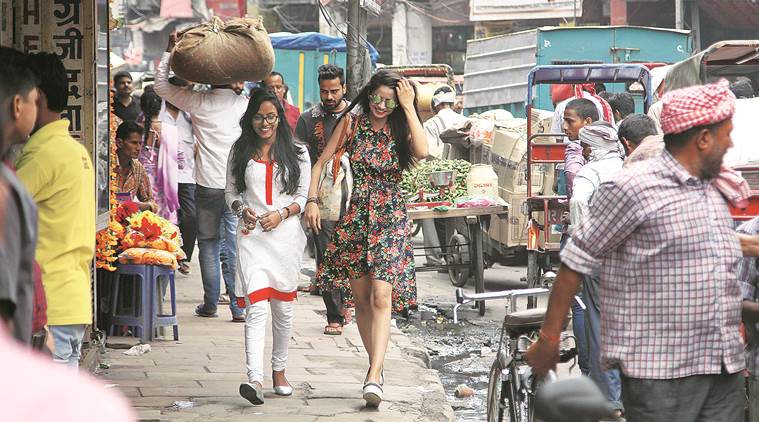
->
xmin=397 ymin=79 xmax=416 ymax=111
xmin=304 ymin=202 xmax=321 ymax=234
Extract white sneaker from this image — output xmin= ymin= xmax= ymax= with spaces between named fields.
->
xmin=362 ymin=382 xmax=383 ymax=407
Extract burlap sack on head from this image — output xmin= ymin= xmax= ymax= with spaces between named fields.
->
xmin=170 ymin=16 xmax=275 ymax=85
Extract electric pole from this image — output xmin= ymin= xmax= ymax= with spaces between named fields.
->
xmin=346 ymin=0 xmax=369 ymax=98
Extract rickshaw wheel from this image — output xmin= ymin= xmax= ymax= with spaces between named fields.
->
xmin=447 ymin=233 xmax=470 ymax=287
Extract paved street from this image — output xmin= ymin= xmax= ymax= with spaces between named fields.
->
xmin=97 ymin=256 xmax=455 ymax=422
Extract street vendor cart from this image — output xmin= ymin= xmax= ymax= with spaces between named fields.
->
xmin=524 ymin=64 xmax=654 ymax=292
xmin=409 ymin=204 xmax=508 ymax=316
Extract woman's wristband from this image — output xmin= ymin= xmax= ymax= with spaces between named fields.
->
xmin=235 ymin=203 xmax=248 ymax=219
xmin=306 ymin=197 xmax=319 ymax=205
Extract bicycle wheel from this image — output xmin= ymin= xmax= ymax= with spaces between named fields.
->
xmin=486 ymin=360 xmax=507 ymax=422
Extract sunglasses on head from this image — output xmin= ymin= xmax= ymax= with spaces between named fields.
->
xmin=369 ymin=94 xmax=397 ymax=110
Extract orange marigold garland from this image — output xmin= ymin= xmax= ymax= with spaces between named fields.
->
xmin=95 ymin=89 xmax=122 ymax=271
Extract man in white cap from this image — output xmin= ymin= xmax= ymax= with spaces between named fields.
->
xmin=424 ymin=86 xmax=466 ymax=161
xmin=421 ymin=86 xmax=466 ymax=266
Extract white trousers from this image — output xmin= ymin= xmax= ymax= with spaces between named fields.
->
xmin=244 ymin=299 xmax=294 ymax=383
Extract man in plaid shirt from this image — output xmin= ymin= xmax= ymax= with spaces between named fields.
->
xmin=527 ymin=80 xmax=749 ymax=421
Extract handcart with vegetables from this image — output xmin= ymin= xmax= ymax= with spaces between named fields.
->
xmin=402 ymin=159 xmax=508 ymax=315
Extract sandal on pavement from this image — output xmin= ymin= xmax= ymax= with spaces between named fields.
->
xmin=323 ymin=323 xmax=343 ymax=336
xmin=362 ymin=382 xmax=383 ymax=407
xmin=239 ymin=382 xmax=264 ymax=405
xmin=231 ymin=314 xmax=245 ymax=323
xmin=178 ymin=262 xmax=191 ymax=275
xmin=218 ymin=294 xmax=231 ymax=304
xmin=272 ymin=371 xmax=293 ymax=396
xmin=194 ymin=305 xmax=218 ymax=318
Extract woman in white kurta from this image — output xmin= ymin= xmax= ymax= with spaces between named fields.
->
xmin=225 ymin=89 xmax=311 ymax=406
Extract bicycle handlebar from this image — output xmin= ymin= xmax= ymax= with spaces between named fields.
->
xmin=453 ymin=287 xmax=585 ymax=323
xmin=453 ymin=287 xmax=550 ymax=323
xmin=455 ymin=287 xmax=550 ymax=304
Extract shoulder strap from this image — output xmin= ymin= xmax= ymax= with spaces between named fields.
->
xmin=336 ymin=114 xmax=353 ymax=151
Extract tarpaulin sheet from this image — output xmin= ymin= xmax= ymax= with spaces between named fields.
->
xmin=269 ymin=32 xmax=379 ymax=63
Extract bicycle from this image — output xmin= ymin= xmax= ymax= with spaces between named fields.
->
xmin=454 ymin=287 xmax=578 ymax=422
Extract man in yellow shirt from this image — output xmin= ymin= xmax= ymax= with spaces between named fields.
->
xmin=16 ymin=52 xmax=95 ymax=369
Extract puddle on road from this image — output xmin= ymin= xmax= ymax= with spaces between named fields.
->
xmin=397 ymin=303 xmax=502 ymax=421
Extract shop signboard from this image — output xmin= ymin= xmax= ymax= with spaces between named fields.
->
xmin=470 ymin=0 xmax=583 ymax=22
xmin=1 ymin=0 xmax=96 ymax=156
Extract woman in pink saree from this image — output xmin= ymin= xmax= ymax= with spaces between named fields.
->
xmin=138 ymin=86 xmax=182 ymax=223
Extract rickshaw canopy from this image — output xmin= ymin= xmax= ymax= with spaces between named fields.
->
xmin=526 ymin=64 xmax=654 ymax=109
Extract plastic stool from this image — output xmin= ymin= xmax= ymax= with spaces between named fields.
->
xmin=109 ymin=264 xmax=151 ymax=342
xmin=151 ymin=265 xmax=179 ymax=341
xmin=108 ymin=264 xmax=180 ymax=342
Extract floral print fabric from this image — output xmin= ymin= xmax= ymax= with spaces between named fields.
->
xmin=316 ymin=114 xmax=417 ymax=312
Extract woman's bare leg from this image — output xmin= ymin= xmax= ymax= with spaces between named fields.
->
xmin=366 ymin=279 xmax=392 ymax=384
xmin=350 ymin=276 xmax=374 ymax=364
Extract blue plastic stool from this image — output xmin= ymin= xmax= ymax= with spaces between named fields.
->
xmin=151 ymin=265 xmax=179 ymax=341
xmin=108 ymin=264 xmax=179 ymax=342
xmin=109 ymin=264 xmax=151 ymax=342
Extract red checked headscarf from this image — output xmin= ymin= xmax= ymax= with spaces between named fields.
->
xmin=659 ymin=79 xmax=749 ymax=208
xmin=660 ymin=79 xmax=736 ymax=135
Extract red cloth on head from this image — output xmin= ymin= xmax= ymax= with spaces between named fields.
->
xmin=551 ymin=84 xmax=574 ymax=105
xmin=552 ymin=83 xmax=614 ymax=123
xmin=660 ymin=79 xmax=736 ymax=135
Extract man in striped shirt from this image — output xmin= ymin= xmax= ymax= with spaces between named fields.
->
xmin=527 ymin=80 xmax=750 ymax=421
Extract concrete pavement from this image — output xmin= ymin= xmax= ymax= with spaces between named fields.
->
xmin=96 ymin=259 xmax=455 ymax=422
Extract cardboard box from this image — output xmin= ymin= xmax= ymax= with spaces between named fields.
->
xmin=490 ymin=123 xmax=545 ymax=197
xmin=485 ymin=118 xmax=563 ymax=251
xmin=530 ymin=107 xmax=556 ymax=137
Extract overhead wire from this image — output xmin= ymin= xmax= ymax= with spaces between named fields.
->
xmin=398 ymin=0 xmax=469 ymax=25
xmin=436 ymin=0 xmax=471 ymax=19
xmin=318 ymin=2 xmax=373 ymax=56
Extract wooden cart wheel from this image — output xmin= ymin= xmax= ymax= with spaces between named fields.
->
xmin=411 ymin=221 xmax=422 ymax=237
xmin=447 ymin=233 xmax=470 ymax=287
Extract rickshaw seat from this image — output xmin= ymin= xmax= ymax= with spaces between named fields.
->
xmin=504 ymin=307 xmax=546 ymax=337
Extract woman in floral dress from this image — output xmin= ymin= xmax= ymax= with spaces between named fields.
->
xmin=305 ymin=69 xmax=428 ymax=407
